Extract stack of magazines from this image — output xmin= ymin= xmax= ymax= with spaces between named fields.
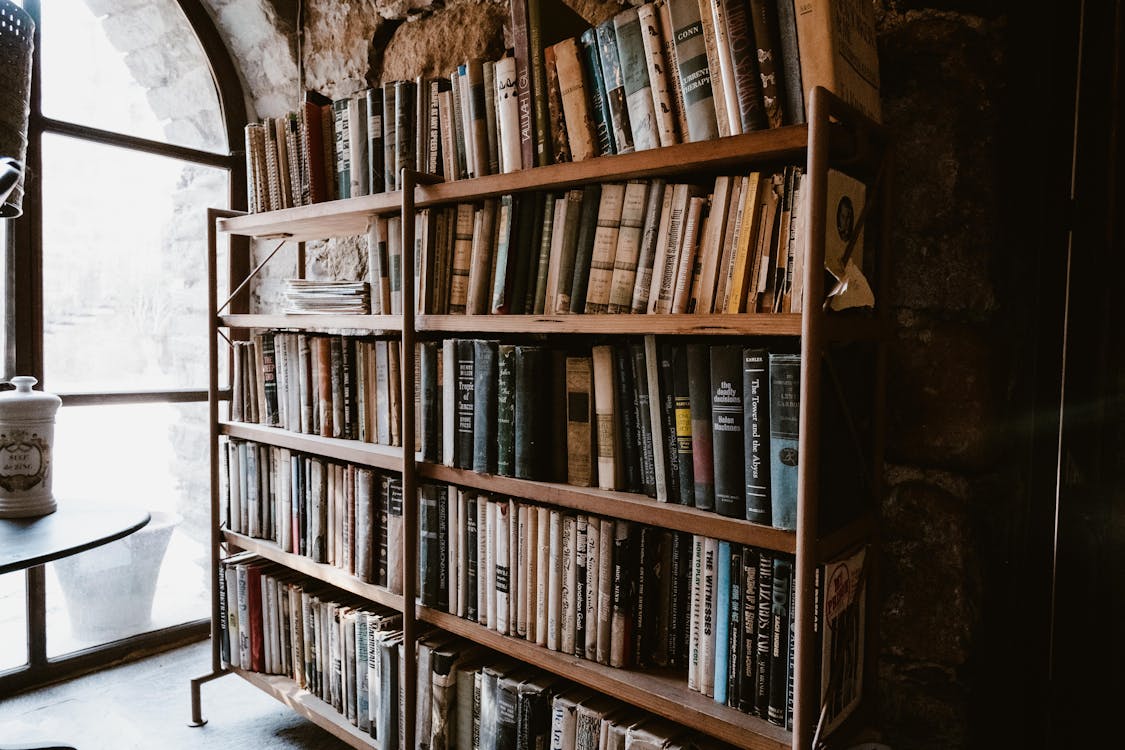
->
xmin=284 ymin=279 xmax=371 ymax=314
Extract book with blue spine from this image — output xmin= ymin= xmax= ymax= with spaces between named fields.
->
xmin=595 ymin=19 xmax=634 ymax=155
xmin=579 ymin=28 xmax=616 ymax=156
xmin=768 ymin=353 xmax=800 ymax=529
xmin=713 ymin=540 xmax=732 ymax=704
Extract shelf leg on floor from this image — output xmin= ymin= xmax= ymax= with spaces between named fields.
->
xmin=188 ymin=668 xmax=229 ymax=727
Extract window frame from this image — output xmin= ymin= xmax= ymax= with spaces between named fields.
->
xmin=1 ymin=0 xmax=248 ymax=693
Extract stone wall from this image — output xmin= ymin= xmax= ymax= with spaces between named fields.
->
xmin=203 ymin=1 xmax=1025 ymax=747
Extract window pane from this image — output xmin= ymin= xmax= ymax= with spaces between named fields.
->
xmin=41 ymin=134 xmax=228 ymax=392
xmin=0 ymin=572 xmax=27 ymax=672
xmin=46 ymin=402 xmax=209 ymax=656
xmin=40 ymin=0 xmax=226 ymax=153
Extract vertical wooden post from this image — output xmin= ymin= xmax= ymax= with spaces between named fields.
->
xmin=400 ymin=172 xmax=418 ymax=750
xmin=793 ymin=87 xmax=831 ymax=750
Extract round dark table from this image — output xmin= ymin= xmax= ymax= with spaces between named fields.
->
xmin=0 ymin=504 xmax=151 ymax=574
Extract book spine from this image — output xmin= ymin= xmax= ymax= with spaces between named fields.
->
xmin=565 ymin=354 xmax=596 ymax=487
xmin=517 ymin=502 xmax=530 ymax=637
xmin=419 ymin=484 xmax=439 ymax=607
xmin=495 ymin=500 xmax=511 ymax=635
xmin=745 ymin=0 xmax=784 ymax=128
xmin=631 ymin=342 xmax=657 ymax=497
xmin=395 ymin=80 xmax=417 ymax=184
xmin=767 ymin=555 xmax=793 ymax=726
xmin=774 ymin=0 xmax=805 ymax=124
xmin=700 ymin=535 xmax=718 ymax=697
xmin=727 ymin=544 xmax=743 ymax=708
xmin=754 ymin=548 xmax=773 ymax=716
xmin=670 ymin=343 xmax=695 ymax=505
xmin=686 ymin=342 xmax=715 ymax=511
xmin=532 ymin=193 xmax=556 ymax=314
xmin=591 ymin=345 xmax=620 ymax=491
xmin=464 ymin=60 xmax=491 ymax=178
xmin=472 ymin=340 xmax=498 ymax=475
xmin=583 ymin=517 xmax=600 ymax=661
xmin=567 ymin=183 xmax=603 ymax=314
xmin=687 ymin=534 xmax=703 ymax=690
xmin=667 ymin=0 xmax=719 ymax=142
xmin=465 ymin=493 xmax=479 ymax=622
xmin=455 ymin=339 xmax=475 ymax=471
xmin=553 ymin=38 xmax=598 ymax=162
xmin=510 ymin=0 xmax=536 ymax=170
xmin=738 ymin=545 xmax=759 ymax=713
xmin=515 ymin=346 xmax=544 ymax=481
xmin=560 ymin=513 xmax=576 ymax=653
xmin=381 ymin=82 xmax=397 ymax=191
xmin=609 ymin=519 xmax=634 ymax=668
xmin=768 ymin=353 xmax=799 ymax=530
xmin=552 ymin=189 xmax=585 ymax=313
xmin=628 ymin=179 xmax=668 ymax=313
xmin=496 ymin=344 xmax=516 ymax=477
xmin=637 ymin=2 xmax=680 ymax=147
xmin=573 ymin=514 xmax=588 ymax=656
xmin=595 ymin=517 xmax=615 ymax=665
xmin=614 ymin=7 xmax=660 ymax=152
xmin=535 ymin=506 xmax=550 ymax=646
xmin=543 ymin=44 xmax=571 ymax=164
xmin=466 ymin=199 xmax=498 ymax=314
xmin=348 ymin=95 xmax=370 ymax=197
xmin=713 ymin=540 xmax=731 ymax=704
xmin=613 ymin=343 xmax=642 ymax=494
xmin=710 ymin=344 xmax=746 ymax=518
xmin=596 ymin=20 xmax=635 ymax=154
xmin=583 ymin=183 xmax=626 ymax=314
xmin=742 ymin=347 xmax=771 ymax=524
xmin=579 ymin=28 xmax=616 ymax=156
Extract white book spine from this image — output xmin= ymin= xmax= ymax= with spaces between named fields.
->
xmin=547 ymin=509 xmax=563 ymax=651
xmin=535 ymin=506 xmax=550 ymax=646
xmin=457 ymin=489 xmax=469 ymax=618
xmin=516 ymin=503 xmax=530 ymax=638
xmin=508 ymin=498 xmax=518 ymax=634
xmin=486 ymin=499 xmax=498 ymax=630
xmin=688 ymin=534 xmax=704 ymax=691
xmin=477 ymin=495 xmax=488 ymax=625
xmin=584 ymin=517 xmax=600 ymax=661
xmin=442 ymin=338 xmax=456 ymax=466
xmin=560 ymin=514 xmax=576 ymax=655
xmin=495 ymin=499 xmax=510 ymax=635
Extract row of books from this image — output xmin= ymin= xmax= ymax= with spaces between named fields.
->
xmin=219 ymin=553 xmax=405 ymax=741
xmin=222 ymin=439 xmax=404 ymax=593
xmin=420 ymin=337 xmax=800 ymax=529
xmin=230 ymin=332 xmax=403 ymax=447
xmin=412 ymin=167 xmax=844 ymax=318
xmin=221 ymin=554 xmax=740 ymax=749
xmin=416 ymin=484 xmax=830 ymax=728
xmin=243 ymin=0 xmax=881 ymax=213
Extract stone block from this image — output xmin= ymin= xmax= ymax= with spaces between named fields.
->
xmin=303 ymin=0 xmax=385 ymax=96
xmin=380 ymin=1 xmax=509 ymax=82
xmin=878 ymin=13 xmax=1004 ymax=316
xmin=878 ymin=659 xmax=969 ymax=750
xmin=886 ymin=318 xmax=997 ymax=469
xmin=879 ymin=467 xmax=979 ymax=667
xmin=98 ymin=3 xmax=173 ymax=54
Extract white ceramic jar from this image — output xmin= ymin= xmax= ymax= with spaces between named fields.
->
xmin=0 ymin=376 xmax=60 ymax=517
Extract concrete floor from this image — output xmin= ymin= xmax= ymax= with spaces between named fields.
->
xmin=0 ymin=640 xmax=351 ymax=749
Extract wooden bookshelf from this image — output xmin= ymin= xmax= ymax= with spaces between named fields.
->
xmin=418 ymin=461 xmax=798 ymax=553
xmin=416 ymin=606 xmax=792 ymax=750
xmin=220 ymin=314 xmax=403 ymax=332
xmin=203 ymin=88 xmax=887 ymax=750
xmin=218 ymin=421 xmax=403 ymax=471
xmin=223 ymin=530 xmax=404 ymax=612
xmin=229 ymin=668 xmax=382 ymax=750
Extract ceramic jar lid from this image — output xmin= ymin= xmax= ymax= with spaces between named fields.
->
xmin=0 ymin=376 xmax=61 ymax=421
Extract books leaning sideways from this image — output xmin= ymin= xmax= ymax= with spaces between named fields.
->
xmin=284 ymin=279 xmax=371 ymax=315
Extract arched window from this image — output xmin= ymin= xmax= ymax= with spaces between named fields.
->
xmin=0 ymin=0 xmax=246 ymax=690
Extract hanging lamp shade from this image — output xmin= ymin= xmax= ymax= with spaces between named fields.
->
xmin=0 ymin=0 xmax=33 ymax=218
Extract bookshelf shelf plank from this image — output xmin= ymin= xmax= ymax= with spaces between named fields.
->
xmin=219 ymin=421 xmax=404 ymax=471
xmin=223 ymin=530 xmax=404 ymax=612
xmin=417 ymin=462 xmax=797 ymax=553
xmin=217 ymin=128 xmax=812 ymax=242
xmin=415 ymin=127 xmax=811 ymax=204
xmin=416 ymin=606 xmax=792 ymax=750
xmin=418 ymin=313 xmax=803 ymax=337
xmin=229 ymin=668 xmax=379 ymax=750
xmin=220 ymin=314 xmax=403 ymax=332
xmin=217 ymin=191 xmax=402 ymax=241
